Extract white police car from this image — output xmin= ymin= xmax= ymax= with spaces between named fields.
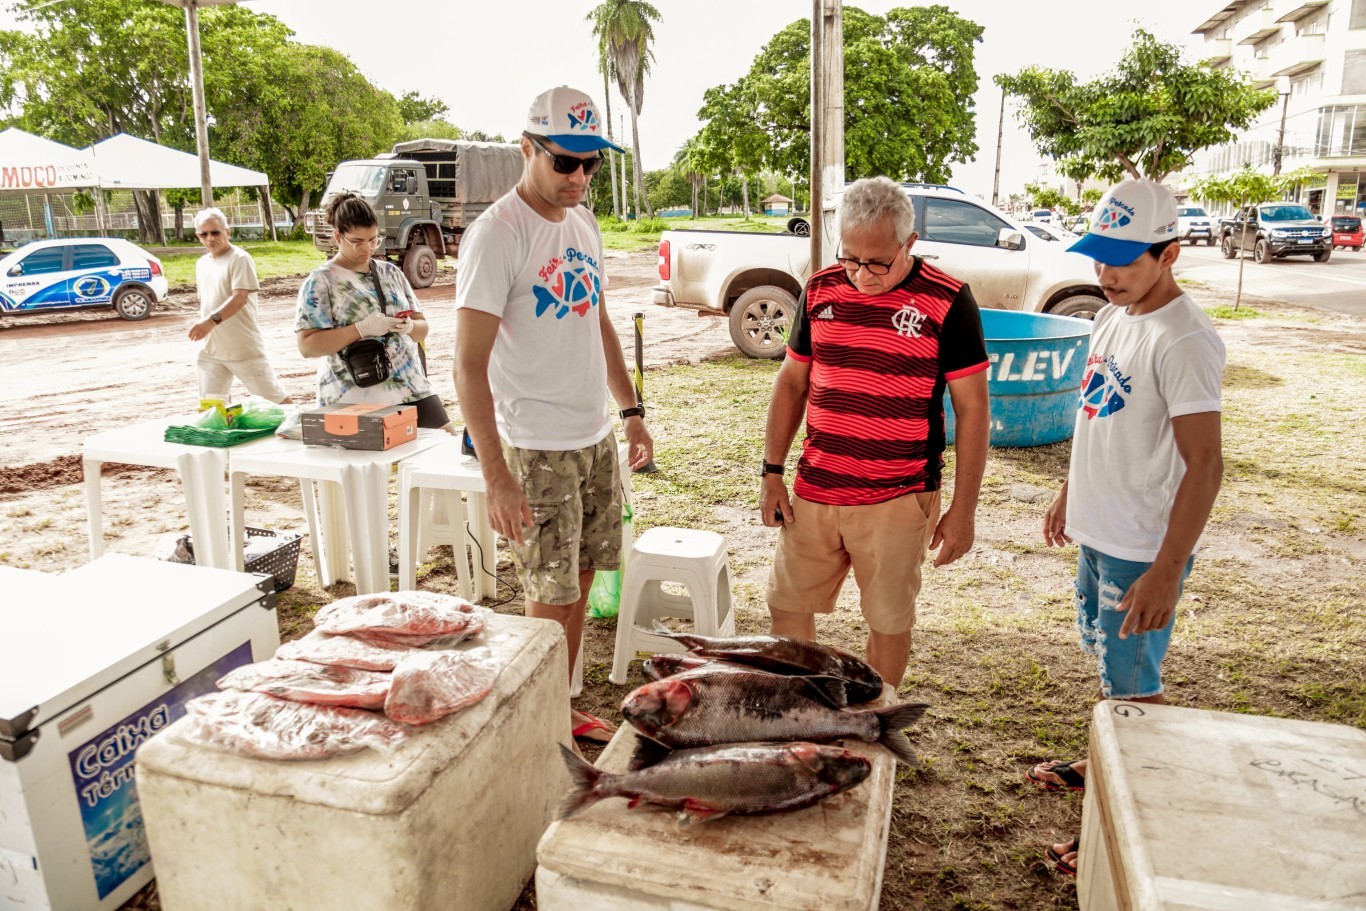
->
xmin=0 ymin=238 xmax=169 ymax=321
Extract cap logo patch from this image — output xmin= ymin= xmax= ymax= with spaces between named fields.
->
xmin=566 ymin=101 xmax=599 ymax=133
xmin=1096 ymin=206 xmax=1131 ymax=232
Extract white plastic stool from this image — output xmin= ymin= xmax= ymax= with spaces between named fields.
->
xmin=608 ymin=527 xmax=734 ymax=685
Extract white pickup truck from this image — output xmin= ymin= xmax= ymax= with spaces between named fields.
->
xmin=652 ymin=184 xmax=1108 ymax=357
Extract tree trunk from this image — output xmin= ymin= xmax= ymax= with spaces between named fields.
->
xmin=298 ymin=188 xmax=312 ymax=238
xmin=626 ymin=87 xmax=652 ymax=218
xmin=173 ymin=205 xmax=185 ymax=242
xmin=741 ymin=173 xmax=751 ymax=219
xmin=1236 ymin=219 xmax=1250 ymax=311
xmin=603 ymin=71 xmax=621 ymax=219
xmin=133 ymin=190 xmax=166 ymax=246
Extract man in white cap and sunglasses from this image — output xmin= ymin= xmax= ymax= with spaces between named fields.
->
xmin=1028 ymin=178 xmax=1225 ymax=877
xmin=455 ymin=86 xmax=653 ymax=746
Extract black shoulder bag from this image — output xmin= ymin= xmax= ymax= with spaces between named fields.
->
xmin=337 ymin=263 xmax=394 ymax=388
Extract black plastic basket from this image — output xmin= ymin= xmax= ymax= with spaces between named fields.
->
xmin=242 ymin=527 xmax=302 ymax=593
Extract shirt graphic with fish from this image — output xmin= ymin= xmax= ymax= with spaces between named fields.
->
xmin=533 ymin=246 xmax=601 ymax=319
xmin=1079 ymin=352 xmax=1129 ymax=420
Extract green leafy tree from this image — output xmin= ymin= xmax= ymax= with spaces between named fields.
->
xmin=997 ymin=29 xmax=1277 ymax=184
xmin=587 ymin=0 xmax=660 ymax=217
xmin=1081 ymin=187 xmax=1104 ymax=208
xmin=397 ymin=91 xmax=448 ymax=123
xmin=397 ymin=119 xmax=463 ymax=142
xmin=1024 ymin=183 xmax=1070 ymax=212
xmin=0 ymin=1 xmax=403 ymax=236
xmin=1189 ymin=166 xmax=1311 ymax=309
xmin=692 ymin=5 xmax=982 ymax=185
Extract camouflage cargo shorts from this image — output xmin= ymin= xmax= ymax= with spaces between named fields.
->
xmin=501 ymin=435 xmax=623 ymax=606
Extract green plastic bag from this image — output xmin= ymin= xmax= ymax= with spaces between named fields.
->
xmin=587 ymin=568 xmax=622 ymax=619
xmin=588 ymin=501 xmax=633 ymax=619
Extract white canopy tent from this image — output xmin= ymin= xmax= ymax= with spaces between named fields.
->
xmin=0 ymin=127 xmax=97 ymax=190
xmin=0 ymin=128 xmax=99 ymax=236
xmin=89 ymin=133 xmax=277 ymax=240
xmin=89 ymin=133 xmax=267 ymax=191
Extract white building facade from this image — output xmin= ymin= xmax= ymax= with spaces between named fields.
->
xmin=1190 ymin=0 xmax=1366 ymax=215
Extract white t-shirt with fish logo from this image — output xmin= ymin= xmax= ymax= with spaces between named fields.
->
xmin=455 ymin=191 xmax=612 ymax=451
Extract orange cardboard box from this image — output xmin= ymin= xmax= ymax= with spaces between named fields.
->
xmin=301 ymin=403 xmax=417 ymax=451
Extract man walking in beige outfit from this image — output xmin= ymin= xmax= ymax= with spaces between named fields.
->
xmin=188 ymin=207 xmax=292 ymax=404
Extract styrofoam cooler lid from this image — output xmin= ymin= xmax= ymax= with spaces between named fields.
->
xmin=0 ymin=555 xmax=273 ymax=742
xmin=1089 ymin=702 xmax=1366 ymax=908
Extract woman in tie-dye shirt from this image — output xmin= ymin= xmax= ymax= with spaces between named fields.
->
xmin=295 ymin=193 xmax=451 ymax=429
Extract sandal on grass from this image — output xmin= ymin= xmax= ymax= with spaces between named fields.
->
xmin=1046 ymin=836 xmax=1079 ymax=877
xmin=1027 ymin=759 xmax=1086 ymax=792
xmin=572 ymin=711 xmax=616 ymax=744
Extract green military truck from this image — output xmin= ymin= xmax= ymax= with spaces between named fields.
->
xmin=306 ymin=139 xmax=523 ymax=288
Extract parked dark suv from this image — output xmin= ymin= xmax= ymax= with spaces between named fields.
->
xmin=1219 ymin=203 xmax=1333 ymax=263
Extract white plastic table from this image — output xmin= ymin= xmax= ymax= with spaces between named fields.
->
xmin=398 ymin=440 xmax=634 ymax=600
xmin=83 ymin=417 xmax=243 ymax=569
xmin=229 ymin=431 xmax=446 ymax=595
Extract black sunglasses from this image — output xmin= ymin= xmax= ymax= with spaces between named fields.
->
xmin=528 ymin=134 xmax=604 ymax=177
xmin=196 ymin=229 xmax=224 ymax=238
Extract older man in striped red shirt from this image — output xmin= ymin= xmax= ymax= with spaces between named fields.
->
xmin=759 ymin=176 xmax=991 ymax=689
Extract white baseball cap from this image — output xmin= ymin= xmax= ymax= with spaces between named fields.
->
xmin=1068 ymin=179 xmax=1178 ymax=266
xmin=524 ymin=86 xmax=624 ymax=154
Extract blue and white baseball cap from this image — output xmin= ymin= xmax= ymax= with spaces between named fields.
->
xmin=1068 ymin=179 xmax=1179 ymax=266
xmin=525 ymin=86 xmax=625 ymax=154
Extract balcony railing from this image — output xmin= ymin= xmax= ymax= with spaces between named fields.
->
xmin=1232 ymin=5 xmax=1282 ymax=45
xmin=1202 ymin=38 xmax=1234 ymax=64
xmin=1269 ymin=33 xmax=1326 ymax=77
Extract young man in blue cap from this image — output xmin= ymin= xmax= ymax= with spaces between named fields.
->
xmin=455 ymin=87 xmax=653 ymax=745
xmin=1028 ymin=178 xmax=1225 ymax=875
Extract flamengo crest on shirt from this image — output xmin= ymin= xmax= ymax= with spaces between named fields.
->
xmin=892 ymin=304 xmax=926 ymax=337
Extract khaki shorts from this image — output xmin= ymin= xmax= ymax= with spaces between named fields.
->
xmin=502 ymin=435 xmax=623 ymax=606
xmin=766 ymin=490 xmax=940 ymax=635
xmin=197 ymin=353 xmax=289 ymax=403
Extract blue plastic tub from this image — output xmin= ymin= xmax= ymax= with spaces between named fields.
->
xmin=946 ymin=309 xmax=1092 ymax=448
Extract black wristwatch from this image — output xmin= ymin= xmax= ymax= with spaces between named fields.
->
xmin=761 ymin=461 xmax=785 ymax=477
xmin=619 ymin=405 xmax=645 ymax=420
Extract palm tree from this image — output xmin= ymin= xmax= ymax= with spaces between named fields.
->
xmin=592 ymin=45 xmax=623 ymax=219
xmin=587 ymin=0 xmax=660 ymax=218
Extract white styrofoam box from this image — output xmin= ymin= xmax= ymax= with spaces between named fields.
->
xmin=136 ymin=612 xmax=571 ymax=911
xmin=1 ymin=555 xmax=279 ymax=911
xmin=536 ymin=715 xmax=898 ymax=910
xmin=1079 ymin=701 xmax=1366 ymax=910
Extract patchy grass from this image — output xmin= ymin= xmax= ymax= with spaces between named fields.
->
xmin=599 ymin=213 xmax=793 ymax=252
xmin=1206 ymin=304 xmax=1272 ymax=320
xmin=158 ymin=239 xmax=326 ymax=287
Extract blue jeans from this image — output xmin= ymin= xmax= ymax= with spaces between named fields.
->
xmin=1075 ymin=546 xmax=1193 ymax=699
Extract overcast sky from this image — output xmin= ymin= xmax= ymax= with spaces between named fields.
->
xmin=2 ymin=0 xmax=1206 ymax=198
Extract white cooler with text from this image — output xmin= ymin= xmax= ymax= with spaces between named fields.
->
xmin=0 ymin=555 xmax=280 ymax=911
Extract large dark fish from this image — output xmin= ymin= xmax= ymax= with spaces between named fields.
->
xmin=640 ymin=655 xmax=850 ymax=706
xmin=556 ymin=740 xmax=871 ymax=824
xmin=650 ymin=621 xmax=884 ymax=704
xmin=621 ymin=671 xmax=927 ymax=766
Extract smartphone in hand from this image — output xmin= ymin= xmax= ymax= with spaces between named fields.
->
xmin=394 ymin=309 xmax=415 ymax=319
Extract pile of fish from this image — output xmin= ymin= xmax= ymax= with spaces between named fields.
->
xmin=559 ymin=623 xmax=928 ymax=825
xmin=175 ymin=591 xmax=499 ymax=760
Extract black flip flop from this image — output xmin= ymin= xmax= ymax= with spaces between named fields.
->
xmin=1046 ymin=836 xmax=1079 ymax=876
xmin=1027 ymin=759 xmax=1086 ymax=792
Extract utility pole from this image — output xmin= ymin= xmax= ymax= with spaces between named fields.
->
xmin=809 ymin=0 xmax=843 ymax=272
xmin=991 ymin=89 xmax=1005 ymax=208
xmin=1272 ymin=89 xmax=1290 ymax=176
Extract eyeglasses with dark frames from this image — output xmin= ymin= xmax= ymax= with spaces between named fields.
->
xmin=834 ymin=244 xmax=904 ymax=276
xmin=195 ymin=229 xmax=224 ymax=238
xmin=528 ymin=134 xmax=604 ymax=178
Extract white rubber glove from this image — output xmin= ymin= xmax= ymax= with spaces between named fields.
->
xmin=390 ymin=317 xmax=415 ymax=336
xmin=355 ymin=313 xmax=400 ymax=338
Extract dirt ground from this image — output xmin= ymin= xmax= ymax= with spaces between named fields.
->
xmin=2 ymin=253 xmax=1363 ymax=911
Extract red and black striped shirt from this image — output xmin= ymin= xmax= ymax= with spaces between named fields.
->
xmin=786 ymin=257 xmax=988 ymax=506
